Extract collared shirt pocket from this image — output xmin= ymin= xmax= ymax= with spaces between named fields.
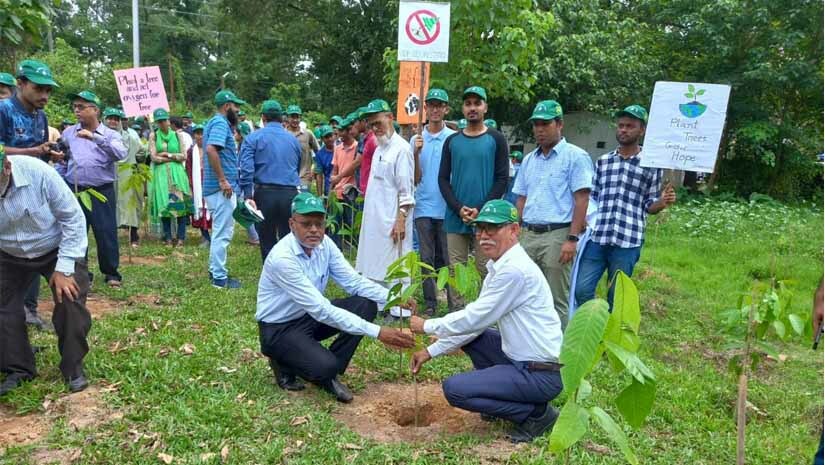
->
xmin=26 ymin=203 xmax=55 ymax=231
xmin=371 ymin=157 xmax=395 ymax=182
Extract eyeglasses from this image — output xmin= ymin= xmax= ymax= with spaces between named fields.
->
xmin=72 ymin=104 xmax=94 ymax=111
xmin=474 ymin=223 xmax=507 ymax=235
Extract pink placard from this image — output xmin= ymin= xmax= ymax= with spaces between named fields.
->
xmin=114 ymin=66 xmax=169 ymax=117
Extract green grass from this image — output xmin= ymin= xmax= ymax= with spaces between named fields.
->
xmin=1 ymin=196 xmax=822 ymax=464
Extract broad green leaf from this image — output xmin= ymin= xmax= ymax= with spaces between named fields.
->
xmin=590 ymin=407 xmax=639 ymax=465
xmin=548 ymin=399 xmax=590 ymax=453
xmin=77 ymin=192 xmax=92 ymax=211
xmin=755 ymin=341 xmax=780 ymax=359
xmin=576 ymin=379 xmax=592 ymax=403
xmin=606 ymin=271 xmax=641 ymax=348
xmin=604 ymin=341 xmax=655 ymax=383
xmin=684 ymin=93 xmax=692 ymax=98
xmin=696 ymin=89 xmax=706 ymax=96
xmin=87 ymin=188 xmax=108 ymax=203
xmin=772 ymin=320 xmax=786 ymax=339
xmin=688 ymin=83 xmax=695 ymax=93
xmin=614 ymin=378 xmax=656 ymax=429
xmin=788 ymin=314 xmax=806 ymax=335
xmin=560 ymin=299 xmax=610 ymax=393
xmin=436 ymin=267 xmax=450 ymax=290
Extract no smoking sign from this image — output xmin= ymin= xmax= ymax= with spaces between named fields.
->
xmin=398 ymin=1 xmax=450 ymax=63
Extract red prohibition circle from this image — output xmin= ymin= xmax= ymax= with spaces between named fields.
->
xmin=405 ymin=9 xmax=440 ymax=45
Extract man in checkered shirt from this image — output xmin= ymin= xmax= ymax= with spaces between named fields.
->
xmin=573 ymin=105 xmax=676 ymax=308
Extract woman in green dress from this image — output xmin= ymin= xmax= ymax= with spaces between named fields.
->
xmin=148 ymin=108 xmax=193 ymax=246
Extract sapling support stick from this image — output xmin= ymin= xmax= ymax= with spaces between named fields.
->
xmin=736 ymin=288 xmax=757 ymax=465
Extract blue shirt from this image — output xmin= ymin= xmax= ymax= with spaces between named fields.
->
xmin=314 ymin=145 xmax=334 ymax=195
xmin=0 ymin=95 xmax=48 ymax=149
xmin=56 ymin=123 xmax=128 ymax=187
xmin=202 ymin=113 xmax=238 ymax=196
xmin=512 ymin=138 xmax=594 ymax=224
xmin=412 ymin=126 xmax=454 ymax=219
xmin=255 ymin=233 xmax=389 ymax=338
xmin=239 ymin=122 xmax=302 ymax=197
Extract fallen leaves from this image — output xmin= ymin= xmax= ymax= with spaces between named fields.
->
xmin=220 ymin=445 xmax=229 ymax=463
xmin=289 ymin=415 xmax=310 ymax=427
xmin=217 ymin=366 xmax=237 ymax=374
xmin=179 ymin=343 xmax=196 ymax=355
xmin=157 ymin=452 xmax=174 ymax=464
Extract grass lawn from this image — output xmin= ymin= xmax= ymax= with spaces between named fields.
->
xmin=1 ymin=196 xmax=822 ymax=464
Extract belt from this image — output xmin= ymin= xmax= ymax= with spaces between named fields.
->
xmin=75 ymin=182 xmax=113 ymax=192
xmin=524 ymin=222 xmax=571 ymax=234
xmin=255 ymin=183 xmax=298 ymax=191
xmin=526 ymin=361 xmax=563 ymax=372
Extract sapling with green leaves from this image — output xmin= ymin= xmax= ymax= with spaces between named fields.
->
xmin=118 ymin=162 xmax=152 ymax=262
xmin=548 ymin=271 xmax=655 ymax=465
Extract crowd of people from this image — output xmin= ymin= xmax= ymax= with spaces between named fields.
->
xmin=0 ymin=58 xmax=678 ymax=443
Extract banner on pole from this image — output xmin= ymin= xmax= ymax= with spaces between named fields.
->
xmin=641 ymin=81 xmax=731 ymax=172
xmin=113 ymin=66 xmax=170 ymax=117
xmin=397 ymin=1 xmax=450 ymax=62
xmin=396 ymin=62 xmax=430 ymax=125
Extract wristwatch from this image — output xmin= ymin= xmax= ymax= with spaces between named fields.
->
xmin=62 ymin=271 xmax=74 ymax=277
xmin=566 ymin=234 xmax=579 ymax=242
xmin=399 ymin=208 xmax=409 ymax=217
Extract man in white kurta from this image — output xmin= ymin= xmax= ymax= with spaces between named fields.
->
xmin=355 ymin=99 xmax=415 ymax=321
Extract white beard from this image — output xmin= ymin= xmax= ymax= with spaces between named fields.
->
xmin=376 ymin=133 xmax=391 ymax=146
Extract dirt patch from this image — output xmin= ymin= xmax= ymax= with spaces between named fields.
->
xmin=30 ymin=447 xmax=82 ymax=465
xmin=635 ymin=266 xmax=672 ymax=283
xmin=0 ymin=386 xmax=122 ymax=454
xmin=120 ymin=255 xmax=167 ymax=266
xmin=37 ymin=293 xmax=165 ymax=321
xmin=334 ymin=382 xmax=528 ymax=461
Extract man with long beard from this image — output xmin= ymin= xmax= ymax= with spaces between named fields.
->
xmin=355 ymin=99 xmax=415 ymax=323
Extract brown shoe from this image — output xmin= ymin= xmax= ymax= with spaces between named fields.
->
xmin=106 ymin=279 xmax=122 ymax=288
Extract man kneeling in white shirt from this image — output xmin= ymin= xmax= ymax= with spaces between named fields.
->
xmin=256 ymin=192 xmax=415 ymax=403
xmin=410 ymin=199 xmax=564 ymax=443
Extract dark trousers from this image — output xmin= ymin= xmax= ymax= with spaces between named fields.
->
xmin=258 ymin=296 xmax=377 ymax=383
xmin=161 ymin=216 xmax=187 ymax=242
xmin=415 ymin=217 xmax=452 ymax=311
xmin=254 ymin=185 xmax=299 ymax=261
xmin=129 ymin=226 xmax=139 ymax=244
xmin=0 ymin=249 xmax=92 ymax=379
xmin=80 ymin=183 xmax=121 ymax=281
xmin=24 ymin=275 xmax=40 ymax=310
xmin=442 ymin=329 xmax=563 ymax=424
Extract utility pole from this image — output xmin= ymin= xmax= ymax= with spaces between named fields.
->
xmin=132 ymin=0 xmax=140 ymax=67
xmin=168 ymin=52 xmax=176 ymax=109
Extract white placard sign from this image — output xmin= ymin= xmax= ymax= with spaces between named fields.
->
xmin=397 ymin=1 xmax=450 ymax=63
xmin=641 ymin=81 xmax=731 ymax=172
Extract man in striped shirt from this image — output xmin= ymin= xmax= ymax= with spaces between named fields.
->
xmin=0 ymin=153 xmax=92 ymax=395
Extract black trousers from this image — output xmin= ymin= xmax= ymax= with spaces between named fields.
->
xmin=253 ymin=185 xmax=299 ymax=261
xmin=414 ymin=217 xmax=452 ymax=310
xmin=258 ymin=296 xmax=377 ymax=383
xmin=0 ymin=249 xmax=92 ymax=380
xmin=80 ymin=183 xmax=121 ymax=281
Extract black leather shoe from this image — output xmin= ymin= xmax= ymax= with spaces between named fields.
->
xmin=0 ymin=374 xmax=31 ymax=396
xmin=66 ymin=374 xmax=89 ymax=393
xmin=507 ymin=405 xmax=559 ymax=443
xmin=321 ymin=377 xmax=353 ymax=403
xmin=269 ymin=360 xmax=305 ymax=391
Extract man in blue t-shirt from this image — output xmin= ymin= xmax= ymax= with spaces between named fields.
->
xmin=411 ymin=88 xmax=455 ymax=316
xmin=203 ymin=89 xmax=246 ymax=289
xmin=313 ymin=124 xmax=335 ymax=196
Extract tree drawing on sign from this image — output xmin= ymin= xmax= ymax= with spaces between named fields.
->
xmin=680 ymin=84 xmax=708 ymax=118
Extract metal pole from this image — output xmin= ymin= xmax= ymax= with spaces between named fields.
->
xmin=418 ymin=61 xmax=426 ymax=135
xmin=132 ymin=0 xmax=140 ymax=67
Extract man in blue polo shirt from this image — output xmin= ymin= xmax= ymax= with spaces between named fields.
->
xmin=513 ymin=100 xmax=594 ymax=329
xmin=239 ymin=99 xmax=302 ymax=261
xmin=203 ymin=89 xmax=246 ymax=288
xmin=412 ymin=88 xmax=455 ymax=316
xmin=313 ymin=124 xmax=335 ymax=196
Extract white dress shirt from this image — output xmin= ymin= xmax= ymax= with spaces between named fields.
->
xmin=0 ymin=155 xmax=88 ymax=273
xmin=255 ymin=233 xmax=390 ymax=338
xmin=424 ymin=243 xmax=563 ymax=362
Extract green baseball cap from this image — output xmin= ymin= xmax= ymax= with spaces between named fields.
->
xmin=484 ymin=119 xmax=498 ymax=129
xmin=615 ymin=104 xmax=648 ymax=123
xmin=192 ymin=124 xmax=204 ymax=132
xmin=330 ymin=115 xmax=343 ymax=126
xmin=118 ymin=109 xmax=127 ymax=119
xmin=238 ymin=110 xmax=246 ymax=116
xmin=130 ymin=124 xmax=141 ymax=131
xmin=425 ymin=88 xmax=449 ymax=103
xmin=463 ymin=86 xmax=487 ymax=101
xmin=457 ymin=118 xmax=468 ymax=129
xmin=183 ymin=111 xmax=194 ymax=119
xmin=214 ymin=89 xmax=246 ymax=106
xmin=345 ymin=111 xmax=360 ymax=123
xmin=286 ymin=104 xmax=302 ymax=116
xmin=0 ymin=72 xmax=16 ymax=87
xmin=471 ymin=199 xmax=519 ymax=225
xmin=319 ymin=125 xmax=334 ymax=138
xmin=291 ymin=192 xmax=326 ymax=215
xmin=68 ymin=90 xmax=101 ymax=107
xmin=16 ymin=59 xmax=59 ymax=87
xmin=153 ymin=108 xmax=170 ymax=121
xmin=313 ymin=127 xmax=321 ymax=139
xmin=529 ymin=100 xmax=563 ymax=121
xmin=362 ymin=99 xmax=391 ymax=116
xmin=233 ymin=198 xmax=264 ymax=228
xmin=135 ymin=116 xmax=145 ymax=124
xmin=510 ymin=150 xmax=524 ymax=162
xmin=261 ymin=99 xmax=283 ymax=115
xmin=102 ymin=107 xmax=121 ymax=119
xmin=338 ymin=116 xmax=353 ymax=129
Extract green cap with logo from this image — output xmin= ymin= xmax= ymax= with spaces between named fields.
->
xmin=183 ymin=111 xmax=194 ymax=119
xmin=233 ymin=198 xmax=264 ymax=228
xmin=463 ymin=85 xmax=487 ymax=101
xmin=153 ymin=107 xmax=170 ymax=121
xmin=286 ymin=104 xmax=302 ymax=116
xmin=291 ymin=192 xmax=326 ymax=215
xmin=484 ymin=118 xmax=498 ymax=129
xmin=528 ymin=100 xmax=563 ymax=121
xmin=319 ymin=125 xmax=334 ymax=138
xmin=192 ymin=124 xmax=204 ymax=132
xmin=16 ymin=59 xmax=59 ymax=87
xmin=0 ymin=72 xmax=16 ymax=87
xmin=214 ymin=89 xmax=246 ymax=106
xmin=457 ymin=118 xmax=468 ymax=129
xmin=362 ymin=99 xmax=392 ymax=116
xmin=615 ymin=104 xmax=648 ymax=123
xmin=102 ymin=107 xmax=121 ymax=119
xmin=330 ymin=115 xmax=344 ymax=126
xmin=425 ymin=88 xmax=449 ymax=103
xmin=261 ymin=99 xmax=283 ymax=115
xmin=117 ymin=109 xmax=127 ymax=119
xmin=345 ymin=111 xmax=360 ymax=123
xmin=338 ymin=116 xmax=353 ymax=129
xmin=471 ymin=199 xmax=519 ymax=225
xmin=68 ymin=90 xmax=101 ymax=107
xmin=313 ymin=127 xmax=321 ymax=139
xmin=510 ymin=150 xmax=524 ymax=162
